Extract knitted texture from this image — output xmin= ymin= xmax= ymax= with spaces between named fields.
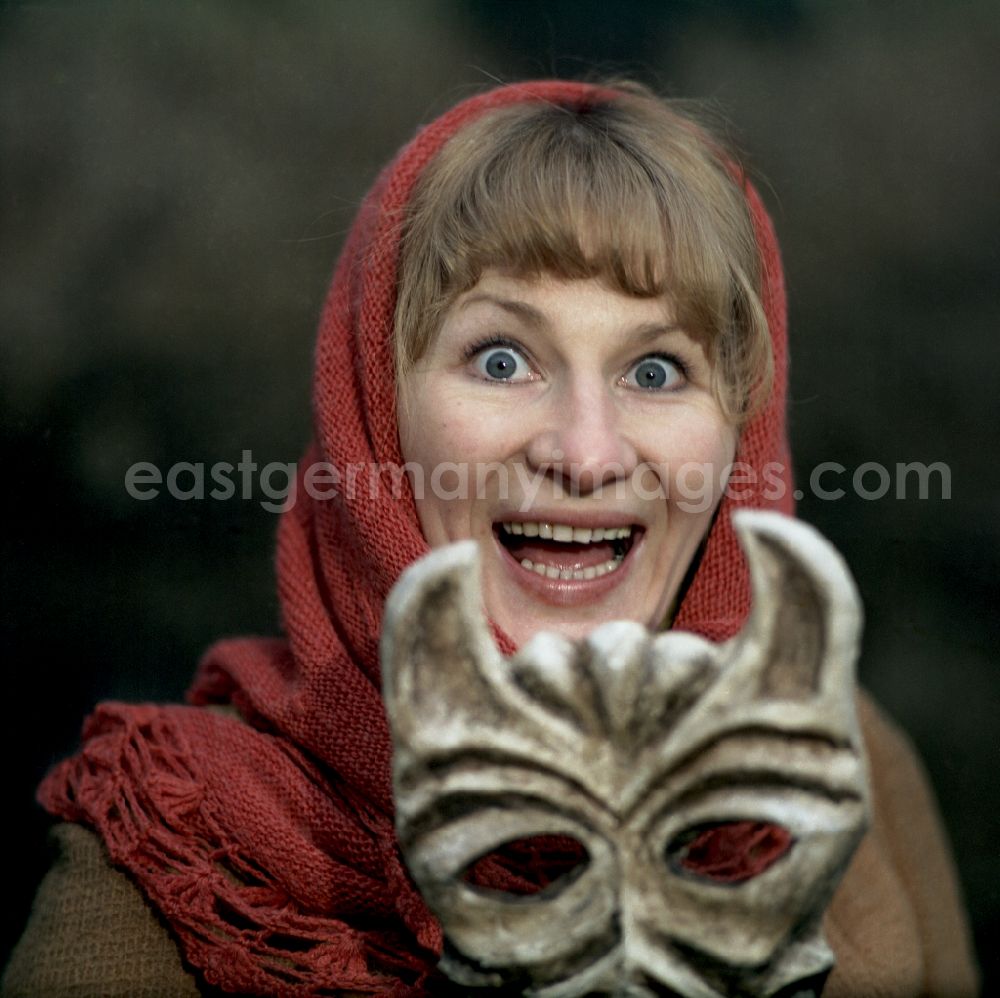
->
xmin=38 ymin=81 xmax=793 ymax=996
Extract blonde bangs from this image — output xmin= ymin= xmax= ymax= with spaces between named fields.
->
xmin=395 ymin=89 xmax=773 ymax=423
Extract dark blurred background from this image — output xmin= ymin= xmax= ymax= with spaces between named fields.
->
xmin=2 ymin=0 xmax=997 ymax=987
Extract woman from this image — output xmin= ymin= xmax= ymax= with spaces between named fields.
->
xmin=3 ymin=80 xmax=977 ymax=996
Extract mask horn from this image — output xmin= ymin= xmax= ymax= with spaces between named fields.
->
xmin=380 ymin=540 xmax=504 ymax=739
xmin=729 ymin=510 xmax=863 ymax=702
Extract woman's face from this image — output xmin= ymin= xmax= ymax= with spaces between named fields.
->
xmin=397 ymin=270 xmax=737 ymax=647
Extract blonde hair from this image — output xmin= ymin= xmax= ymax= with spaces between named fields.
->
xmin=394 ymin=83 xmax=772 ymax=422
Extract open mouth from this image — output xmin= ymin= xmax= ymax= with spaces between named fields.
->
xmin=494 ymin=520 xmax=639 ymax=581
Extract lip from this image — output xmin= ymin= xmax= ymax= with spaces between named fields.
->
xmin=492 ymin=517 xmax=644 ymax=607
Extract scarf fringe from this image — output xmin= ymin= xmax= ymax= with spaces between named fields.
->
xmin=38 ymin=702 xmax=434 ymax=997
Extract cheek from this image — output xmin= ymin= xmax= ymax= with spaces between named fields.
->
xmin=400 ymin=386 xmax=461 ymax=468
xmin=403 ymin=414 xmax=494 ymax=473
xmin=398 ymin=394 xmax=511 ymax=546
xmin=401 ymin=392 xmax=516 ymax=472
xmin=650 ymin=416 xmax=737 ymax=516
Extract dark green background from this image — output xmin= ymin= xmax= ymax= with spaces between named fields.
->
xmin=3 ymin=0 xmax=997 ymax=986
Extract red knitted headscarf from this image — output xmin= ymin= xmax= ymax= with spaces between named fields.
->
xmin=39 ymin=81 xmax=792 ymax=996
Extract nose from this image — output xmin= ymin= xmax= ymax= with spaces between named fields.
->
xmin=525 ymin=381 xmax=639 ymax=496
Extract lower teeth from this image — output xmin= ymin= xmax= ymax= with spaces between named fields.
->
xmin=519 ymin=557 xmax=623 ymax=581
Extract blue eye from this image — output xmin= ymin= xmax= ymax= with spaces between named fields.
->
xmin=473 ymin=344 xmax=533 ymax=382
xmin=626 ymin=355 xmax=684 ymax=391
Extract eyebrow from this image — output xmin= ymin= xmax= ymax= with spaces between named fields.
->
xmin=458 ymin=294 xmax=684 ymax=343
xmin=458 ymin=293 xmax=546 ymax=327
xmin=631 ymin=321 xmax=686 ymax=344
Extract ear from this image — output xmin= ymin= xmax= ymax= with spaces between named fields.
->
xmin=380 ymin=541 xmax=505 ymax=740
xmin=728 ymin=511 xmax=863 ymax=702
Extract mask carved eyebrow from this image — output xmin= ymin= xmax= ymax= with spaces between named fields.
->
xmin=380 ymin=512 xmax=870 ymax=996
xmin=628 ymin=722 xmax=864 ymax=838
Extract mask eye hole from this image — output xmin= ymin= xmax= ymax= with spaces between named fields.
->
xmin=461 ymin=834 xmax=589 ymax=897
xmin=667 ymin=821 xmax=794 ymax=884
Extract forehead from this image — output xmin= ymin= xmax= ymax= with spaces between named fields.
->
xmin=444 ymin=270 xmax=680 ymax=338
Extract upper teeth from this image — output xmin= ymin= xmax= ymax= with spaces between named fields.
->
xmin=501 ymin=522 xmax=632 ymax=542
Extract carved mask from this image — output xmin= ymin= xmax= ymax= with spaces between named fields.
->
xmin=381 ymin=511 xmax=870 ymax=996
